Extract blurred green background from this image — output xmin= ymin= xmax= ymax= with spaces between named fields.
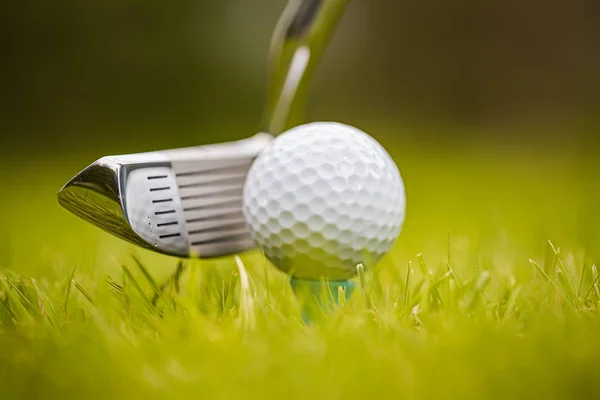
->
xmin=0 ymin=0 xmax=599 ymax=268
xmin=2 ymin=0 xmax=598 ymax=157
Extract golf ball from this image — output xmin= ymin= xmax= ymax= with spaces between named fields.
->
xmin=243 ymin=122 xmax=405 ymax=280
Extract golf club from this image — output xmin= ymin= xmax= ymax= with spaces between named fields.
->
xmin=58 ymin=0 xmax=349 ymax=258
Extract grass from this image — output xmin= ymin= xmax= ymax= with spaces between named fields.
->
xmin=1 ymin=135 xmax=600 ymax=399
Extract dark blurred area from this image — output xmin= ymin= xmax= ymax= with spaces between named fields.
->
xmin=1 ymin=0 xmax=598 ymax=161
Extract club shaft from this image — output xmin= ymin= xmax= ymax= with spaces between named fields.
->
xmin=263 ymin=0 xmax=350 ymax=134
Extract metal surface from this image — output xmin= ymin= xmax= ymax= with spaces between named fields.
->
xmin=58 ymin=134 xmax=271 ymax=258
xmin=57 ymin=0 xmax=350 ymax=258
xmin=58 ymin=157 xmax=144 ymax=249
xmin=263 ymin=0 xmax=349 ymax=134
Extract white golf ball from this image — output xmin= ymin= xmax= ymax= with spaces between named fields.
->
xmin=243 ymin=122 xmax=406 ymax=280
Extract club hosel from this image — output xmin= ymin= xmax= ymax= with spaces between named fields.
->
xmin=263 ymin=0 xmax=350 ymax=134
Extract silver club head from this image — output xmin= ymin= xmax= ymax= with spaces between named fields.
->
xmin=58 ymin=133 xmax=273 ymax=258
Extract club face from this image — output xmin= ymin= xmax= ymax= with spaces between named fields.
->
xmin=58 ymin=134 xmax=273 ymax=258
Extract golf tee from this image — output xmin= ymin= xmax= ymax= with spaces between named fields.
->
xmin=289 ymin=277 xmax=355 ymax=324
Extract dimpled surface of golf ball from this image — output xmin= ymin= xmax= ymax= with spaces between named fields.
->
xmin=243 ymin=122 xmax=406 ymax=280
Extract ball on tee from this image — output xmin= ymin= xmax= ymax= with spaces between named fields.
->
xmin=242 ymin=122 xmax=405 ymax=280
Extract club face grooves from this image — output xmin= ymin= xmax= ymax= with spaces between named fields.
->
xmin=155 ymin=210 xmax=176 ymax=215
xmin=172 ymin=157 xmax=255 ymax=257
xmin=190 ymin=233 xmax=253 ymax=247
xmin=188 ymin=220 xmax=247 ymax=236
xmin=56 ymin=159 xmax=182 ymax=257
xmin=57 ymin=134 xmax=273 ymax=258
xmin=157 ymin=221 xmax=179 ymax=227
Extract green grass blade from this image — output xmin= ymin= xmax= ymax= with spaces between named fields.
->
xmin=0 ymin=293 xmax=16 ymax=322
xmin=544 ymin=240 xmax=559 ymax=276
xmin=583 ymin=265 xmax=600 ymax=303
xmin=131 ymin=254 xmax=172 ymax=310
xmin=62 ymin=266 xmax=77 ymax=316
xmin=7 ymin=279 xmax=41 ymax=317
xmin=577 ymin=262 xmax=587 ymax=298
xmin=121 ymin=264 xmax=154 ymax=312
xmin=404 ymin=261 xmax=412 ymax=309
xmin=73 ymin=280 xmax=96 ymax=307
xmin=31 ymin=278 xmax=63 ymax=332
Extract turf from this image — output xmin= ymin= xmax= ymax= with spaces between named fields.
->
xmin=1 ymin=136 xmax=599 ymax=399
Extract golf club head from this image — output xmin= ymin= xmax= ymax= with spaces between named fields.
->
xmin=58 ymin=133 xmax=273 ymax=258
